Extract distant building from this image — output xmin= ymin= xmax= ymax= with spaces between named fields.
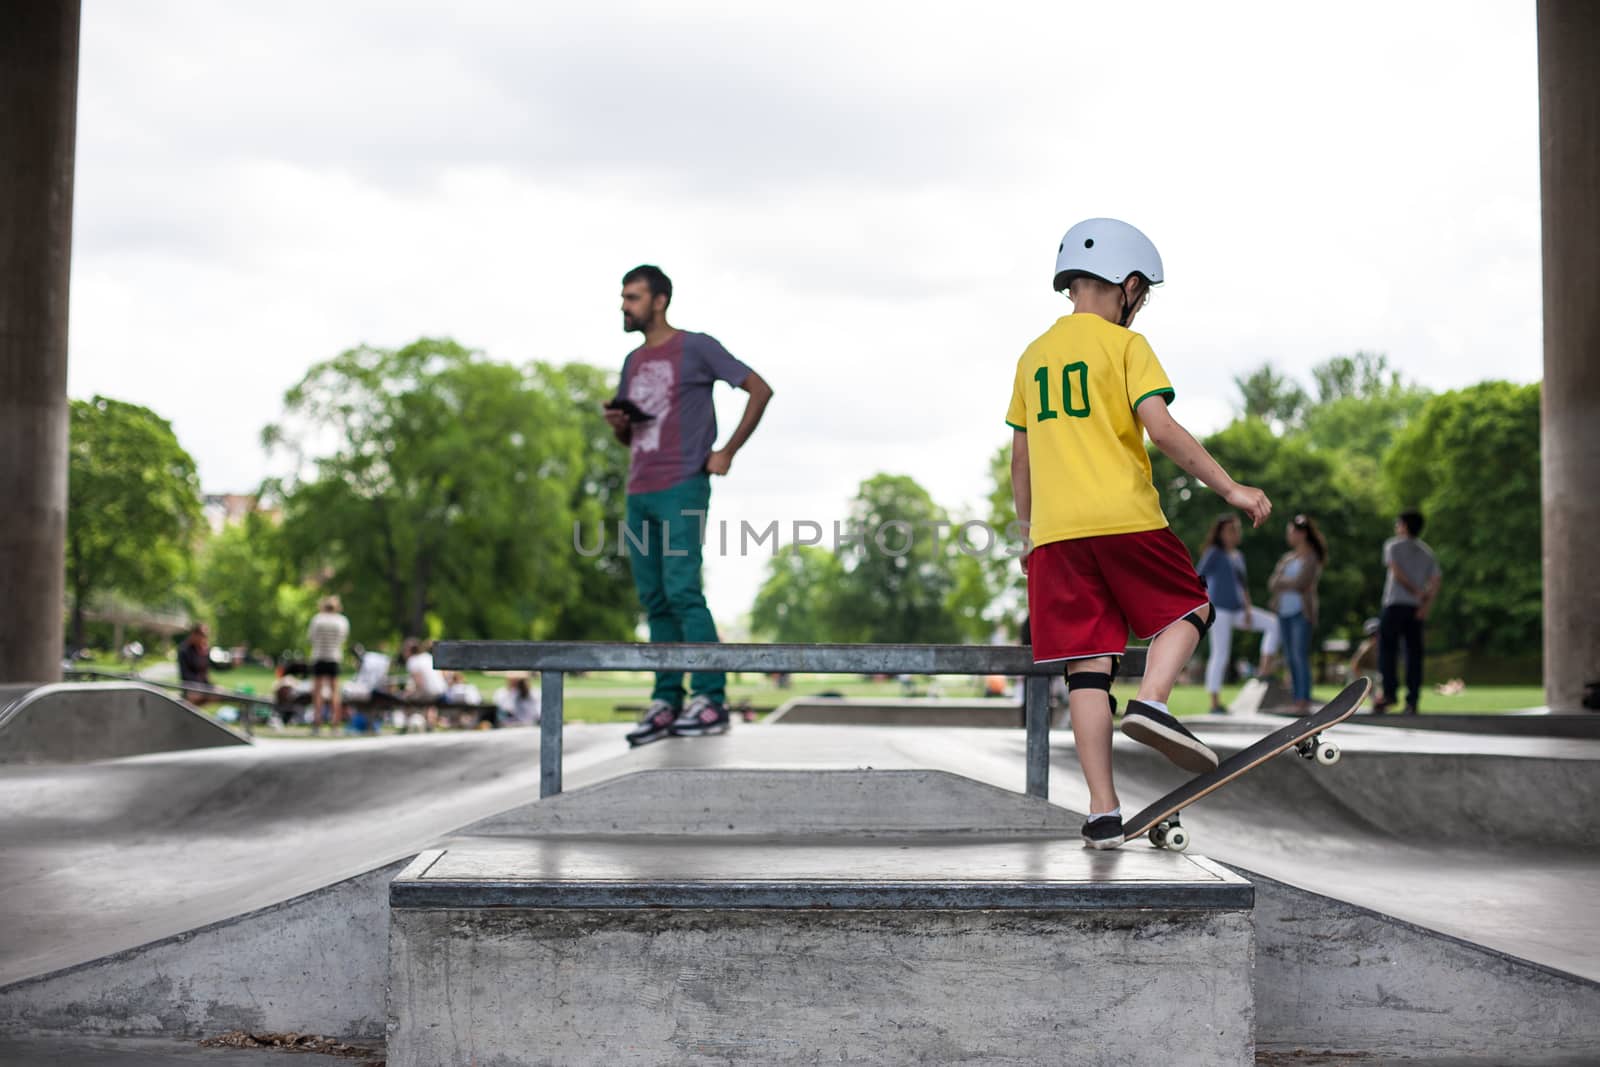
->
xmin=201 ymin=493 xmax=281 ymax=534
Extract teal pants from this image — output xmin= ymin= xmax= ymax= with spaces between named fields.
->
xmin=625 ymin=474 xmax=724 ymax=705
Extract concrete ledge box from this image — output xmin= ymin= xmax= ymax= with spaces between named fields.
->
xmin=387 ymin=839 xmax=1256 ymax=1066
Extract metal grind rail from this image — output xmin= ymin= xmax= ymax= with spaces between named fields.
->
xmin=433 ymin=641 xmax=1146 ymax=799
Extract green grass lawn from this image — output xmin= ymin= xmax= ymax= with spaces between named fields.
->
xmin=71 ymin=654 xmax=1546 ymax=734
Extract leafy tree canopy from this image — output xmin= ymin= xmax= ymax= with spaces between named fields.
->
xmin=66 ymin=396 xmax=203 ymax=647
xmin=750 ymin=474 xmax=984 ymax=645
xmin=1382 ymin=381 xmax=1541 ymax=653
xmin=263 ymin=338 xmax=633 ymax=645
xmin=194 ymin=510 xmax=317 ymax=658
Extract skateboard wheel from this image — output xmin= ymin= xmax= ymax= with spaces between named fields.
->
xmin=1315 ymin=741 xmax=1341 ymax=766
xmin=1165 ymin=826 xmax=1190 ymax=852
xmin=1149 ymin=824 xmax=1167 ymax=849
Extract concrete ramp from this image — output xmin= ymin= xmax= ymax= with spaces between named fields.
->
xmin=0 ymin=683 xmax=248 ymax=765
xmin=0 ymin=860 xmax=404 ymax=1041
xmin=3 ymin=719 xmax=1597 ymax=1063
xmin=461 ymin=767 xmax=1081 ymax=836
xmin=1248 ymin=869 xmax=1600 ymax=1064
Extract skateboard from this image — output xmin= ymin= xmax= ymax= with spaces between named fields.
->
xmin=1124 ymin=676 xmax=1372 ymax=851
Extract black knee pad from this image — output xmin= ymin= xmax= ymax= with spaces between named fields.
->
xmin=1067 ymin=672 xmax=1112 ymax=693
xmin=1066 ymin=671 xmax=1119 ymax=716
xmin=1183 ymin=606 xmax=1214 ymax=638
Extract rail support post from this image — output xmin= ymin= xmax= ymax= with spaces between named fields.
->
xmin=540 ymin=671 xmax=563 ymax=797
xmin=1024 ymin=674 xmax=1051 ymax=798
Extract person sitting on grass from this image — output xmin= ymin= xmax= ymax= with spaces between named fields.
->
xmin=176 ymin=624 xmax=214 ymax=707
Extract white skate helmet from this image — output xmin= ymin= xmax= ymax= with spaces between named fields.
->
xmin=1053 ymin=218 xmax=1165 ymax=292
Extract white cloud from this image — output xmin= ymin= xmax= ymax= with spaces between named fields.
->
xmin=68 ymin=0 xmax=1542 ymax=623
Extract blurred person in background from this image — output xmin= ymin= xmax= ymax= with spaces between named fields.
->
xmin=1194 ymin=513 xmax=1280 ymax=713
xmin=1375 ymin=509 xmax=1442 ymax=714
xmin=176 ymin=623 xmax=213 ymax=706
xmin=307 ymin=596 xmax=350 ymax=731
xmin=1269 ymin=514 xmax=1327 ymax=715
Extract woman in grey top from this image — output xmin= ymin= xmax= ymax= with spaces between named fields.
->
xmin=1269 ymin=516 xmax=1327 ymax=715
xmin=1194 ymin=514 xmax=1280 ymax=713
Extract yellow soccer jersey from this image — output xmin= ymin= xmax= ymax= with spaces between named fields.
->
xmin=1005 ymin=314 xmax=1175 ymax=546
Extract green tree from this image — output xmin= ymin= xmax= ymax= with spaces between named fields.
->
xmin=533 ymin=362 xmax=639 ymax=642
xmin=1234 ymin=364 xmax=1308 ymax=428
xmin=264 ymin=339 xmax=633 ymax=643
xmin=944 ymin=545 xmax=1001 ymax=644
xmin=1298 ymin=352 xmax=1431 ymax=464
xmin=750 ymin=546 xmax=843 ymax=643
xmin=1151 ymin=419 xmax=1390 ymax=643
xmin=826 ymin=474 xmax=962 ymax=644
xmin=1382 ymin=381 xmax=1541 ymax=654
xmin=749 ymin=475 xmax=980 ymax=645
xmin=66 ymin=396 xmax=203 ymax=648
xmin=195 ymin=510 xmax=317 ymax=658
xmin=982 ymin=442 xmax=1028 ymax=637
xmin=1310 ymin=351 xmax=1400 ymax=405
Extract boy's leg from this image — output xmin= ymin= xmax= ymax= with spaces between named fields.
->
xmin=1097 ymin=529 xmax=1219 ymax=774
xmin=1136 ymin=603 xmax=1209 ymax=705
xmin=1121 ymin=604 xmax=1219 ymax=773
xmin=1024 ymin=538 xmax=1128 ymax=846
xmin=625 ymin=490 xmax=686 ymax=706
xmin=1066 ymin=656 xmax=1119 ymax=815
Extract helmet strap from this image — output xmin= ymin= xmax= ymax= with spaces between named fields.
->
xmin=1117 ymin=277 xmax=1145 ymax=327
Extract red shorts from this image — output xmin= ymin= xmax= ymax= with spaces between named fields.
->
xmin=1027 ymin=527 xmax=1209 ymax=664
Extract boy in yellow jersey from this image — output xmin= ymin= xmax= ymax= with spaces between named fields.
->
xmin=1007 ymin=218 xmax=1272 ymax=849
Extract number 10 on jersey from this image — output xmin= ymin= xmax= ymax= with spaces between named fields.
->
xmin=1034 ymin=362 xmax=1091 ymax=420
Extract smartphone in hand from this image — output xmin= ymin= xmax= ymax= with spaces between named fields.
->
xmin=604 ymin=397 xmax=655 ymax=423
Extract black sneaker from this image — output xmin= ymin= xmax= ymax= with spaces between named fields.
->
xmin=626 ymin=700 xmax=680 ymax=747
xmin=671 ymin=695 xmax=730 ymax=737
xmin=1081 ymin=814 xmax=1125 ymax=850
xmin=1403 ymin=703 xmax=1419 ymax=716
xmin=1120 ymin=701 xmax=1220 ymax=773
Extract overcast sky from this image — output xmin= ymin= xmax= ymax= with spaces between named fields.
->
xmin=68 ymin=0 xmax=1542 ymax=626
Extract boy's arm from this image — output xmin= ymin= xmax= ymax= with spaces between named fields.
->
xmin=1138 ymin=396 xmax=1271 ymax=526
xmin=1010 ymin=429 xmax=1031 ymax=565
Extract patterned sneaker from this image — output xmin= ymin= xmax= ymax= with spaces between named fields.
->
xmin=1120 ymin=701 xmax=1220 ymax=774
xmin=626 ymin=700 xmax=680 ymax=747
xmin=671 ymin=695 xmax=730 ymax=737
xmin=1081 ymin=814 xmax=1125 ymax=850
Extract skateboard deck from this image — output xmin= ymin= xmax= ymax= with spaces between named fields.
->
xmin=1124 ymin=676 xmax=1372 ymax=850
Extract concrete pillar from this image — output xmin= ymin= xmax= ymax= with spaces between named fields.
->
xmin=1538 ymin=2 xmax=1600 ymax=712
xmin=0 ymin=2 xmax=79 ymax=684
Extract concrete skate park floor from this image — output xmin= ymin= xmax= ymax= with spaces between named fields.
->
xmin=1 ymin=717 xmax=1597 ymax=991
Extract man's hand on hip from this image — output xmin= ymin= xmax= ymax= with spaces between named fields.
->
xmin=706 ymin=448 xmax=733 ymax=476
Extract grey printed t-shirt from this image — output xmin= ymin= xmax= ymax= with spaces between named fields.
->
xmin=618 ymin=331 xmax=752 ymax=495
xmin=1381 ymin=537 xmax=1441 ymax=608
